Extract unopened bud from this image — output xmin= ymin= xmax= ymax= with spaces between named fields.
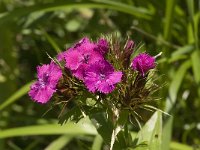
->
xmin=125 ymin=40 xmax=134 ymax=50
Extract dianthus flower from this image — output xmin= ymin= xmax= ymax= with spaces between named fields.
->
xmin=73 ymin=37 xmax=91 ymax=49
xmin=28 ymin=62 xmax=62 ymax=103
xmin=56 ymin=37 xmax=90 ymax=62
xmin=64 ymin=38 xmax=104 ymax=80
xmin=132 ymin=53 xmax=155 ymax=76
xmin=84 ymin=60 xmax=123 ymax=94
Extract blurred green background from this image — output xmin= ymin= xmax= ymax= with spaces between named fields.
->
xmin=0 ymin=0 xmax=199 ymax=149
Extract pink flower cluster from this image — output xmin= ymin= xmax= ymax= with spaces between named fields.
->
xmin=29 ymin=37 xmax=156 ymax=104
xmin=60 ymin=37 xmax=123 ymax=93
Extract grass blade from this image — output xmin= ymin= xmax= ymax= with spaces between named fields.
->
xmin=91 ymin=134 xmax=103 ymax=150
xmin=170 ymin=141 xmax=193 ymax=150
xmin=164 ymin=0 xmax=177 ymax=40
xmin=0 ymin=81 xmax=34 ymax=111
xmin=162 ymin=117 xmax=173 ymax=150
xmin=92 ymin=0 xmax=152 ymax=19
xmin=168 ymin=60 xmax=191 ymax=112
xmin=0 ymin=1 xmax=152 ymax=26
xmin=0 ymin=121 xmax=97 ymax=139
xmin=45 ymin=135 xmax=73 ymax=150
xmin=186 ymin=0 xmax=194 ymax=21
xmin=191 ymin=51 xmax=200 ymax=83
xmin=171 ymin=45 xmax=194 ymax=57
xmin=41 ymin=29 xmax=62 ymax=53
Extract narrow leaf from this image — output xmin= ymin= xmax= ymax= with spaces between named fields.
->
xmin=45 ymin=135 xmax=73 ymax=150
xmin=170 ymin=141 xmax=193 ymax=150
xmin=162 ymin=117 xmax=173 ymax=150
xmin=171 ymin=45 xmax=194 ymax=57
xmin=0 ymin=81 xmax=34 ymax=111
xmin=164 ymin=0 xmax=177 ymax=40
xmin=0 ymin=121 xmax=97 ymax=139
xmin=191 ymin=51 xmax=200 ymax=83
xmin=42 ymin=29 xmax=62 ymax=53
xmin=168 ymin=60 xmax=191 ymax=111
xmin=91 ymin=134 xmax=103 ymax=150
xmin=186 ymin=0 xmax=194 ymax=20
xmin=0 ymin=1 xmax=152 ymax=26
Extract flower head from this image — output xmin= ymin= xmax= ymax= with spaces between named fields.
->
xmin=94 ymin=38 xmax=109 ymax=55
xmin=84 ymin=60 xmax=123 ymax=94
xmin=28 ymin=62 xmax=62 ymax=103
xmin=73 ymin=37 xmax=90 ymax=48
xmin=64 ymin=38 xmax=104 ymax=80
xmin=132 ymin=53 xmax=156 ymax=76
xmin=56 ymin=37 xmax=91 ymax=62
xmin=74 ymin=37 xmax=95 ymax=51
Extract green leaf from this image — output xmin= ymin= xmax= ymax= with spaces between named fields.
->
xmin=187 ymin=22 xmax=195 ymax=44
xmin=131 ymin=130 xmax=192 ymax=150
xmin=134 ymin=111 xmax=162 ymax=150
xmin=90 ymin=113 xmax=113 ymax=145
xmin=23 ymin=11 xmax=45 ymax=28
xmin=164 ymin=0 xmax=177 ymax=40
xmin=186 ymin=0 xmax=194 ymax=21
xmin=193 ymin=13 xmax=199 ymax=49
xmin=0 ymin=0 xmax=152 ymax=26
xmin=171 ymin=45 xmax=194 ymax=57
xmin=42 ymin=29 xmax=62 ymax=53
xmin=0 ymin=81 xmax=34 ymax=111
xmin=191 ymin=51 xmax=200 ymax=83
xmin=91 ymin=134 xmax=103 ymax=150
xmin=0 ymin=120 xmax=97 ymax=139
xmin=92 ymin=0 xmax=152 ymax=19
xmin=170 ymin=141 xmax=193 ymax=150
xmin=168 ymin=60 xmax=191 ymax=111
xmin=168 ymin=55 xmax=187 ymax=63
xmin=186 ymin=0 xmax=199 ymax=49
xmin=162 ymin=117 xmax=173 ymax=150
xmin=45 ymin=135 xmax=73 ymax=150
xmin=116 ymin=110 xmax=129 ymax=127
xmin=144 ymin=105 xmax=171 ymax=117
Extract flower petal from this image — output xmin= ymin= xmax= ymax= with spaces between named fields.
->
xmin=65 ymin=50 xmax=82 ymax=70
xmin=29 ymin=83 xmax=55 ymax=104
xmin=107 ymin=71 xmax=123 ymax=84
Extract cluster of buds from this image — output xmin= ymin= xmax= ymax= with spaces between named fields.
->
xmin=28 ymin=35 xmax=159 ymax=122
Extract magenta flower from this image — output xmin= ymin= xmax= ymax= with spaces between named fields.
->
xmin=64 ymin=38 xmax=104 ymax=80
xmin=94 ymin=38 xmax=109 ymax=55
xmin=56 ymin=37 xmax=91 ymax=62
xmin=132 ymin=53 xmax=156 ymax=76
xmin=84 ymin=60 xmax=123 ymax=94
xmin=73 ymin=37 xmax=90 ymax=48
xmin=28 ymin=62 xmax=62 ymax=104
xmin=57 ymin=50 xmax=68 ymax=61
